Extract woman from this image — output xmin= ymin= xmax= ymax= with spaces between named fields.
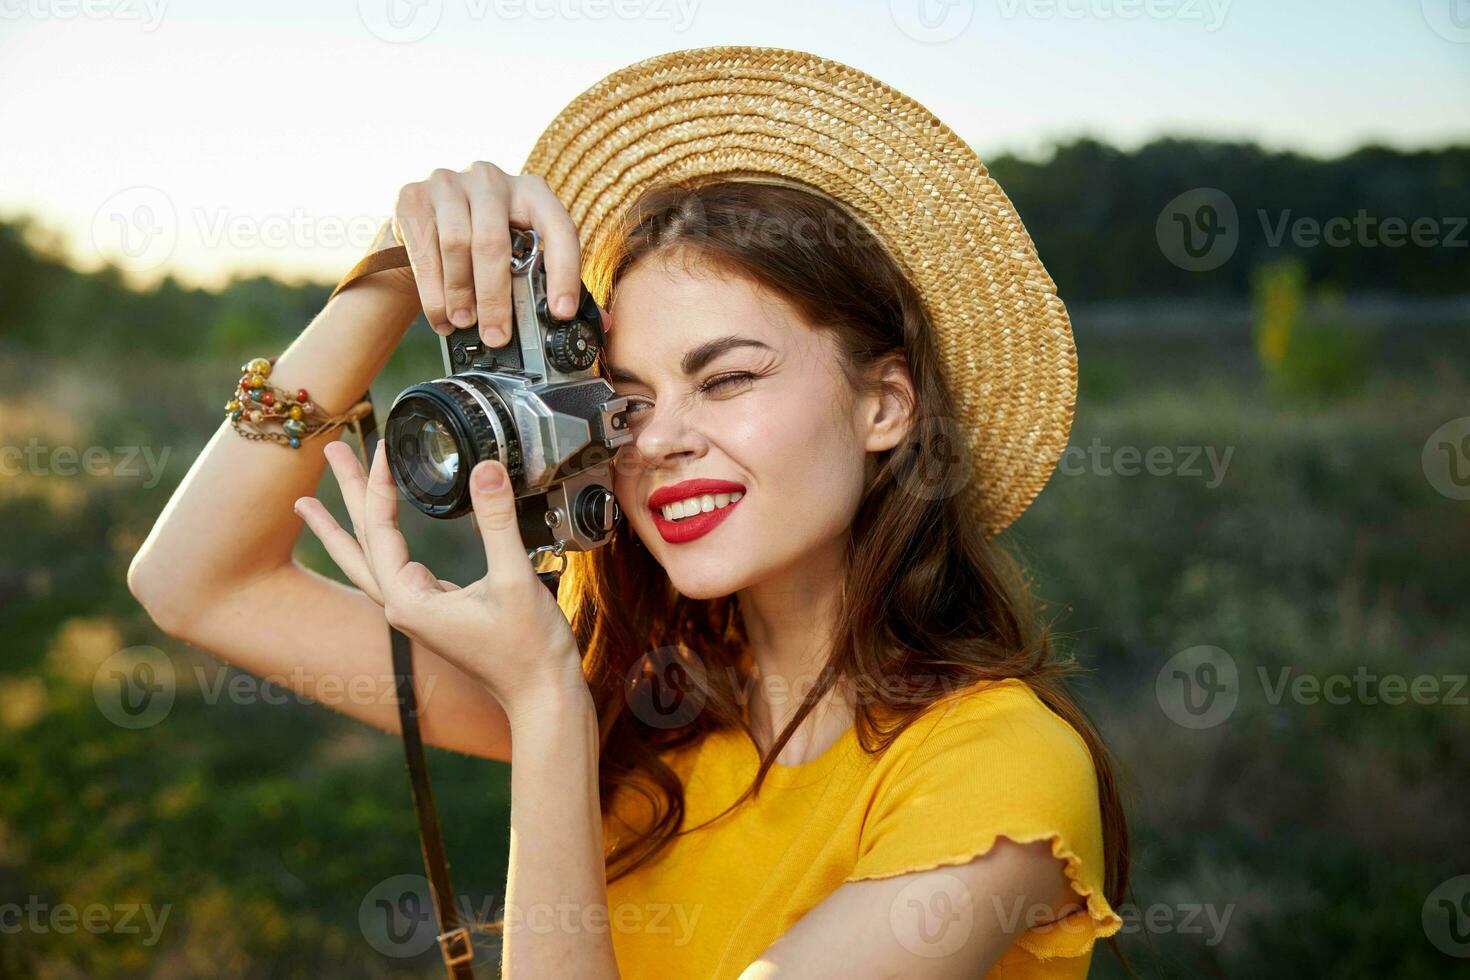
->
xmin=129 ymin=48 xmax=1128 ymax=978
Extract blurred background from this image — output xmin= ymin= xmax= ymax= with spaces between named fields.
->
xmin=2 ymin=1 xmax=1468 ymax=977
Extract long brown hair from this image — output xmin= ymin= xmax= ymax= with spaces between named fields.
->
xmin=558 ymin=177 xmax=1131 ymax=961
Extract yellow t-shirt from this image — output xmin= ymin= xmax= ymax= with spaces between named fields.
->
xmin=602 ymin=676 xmax=1123 ymax=978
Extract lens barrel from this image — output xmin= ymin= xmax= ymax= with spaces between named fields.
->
xmin=383 ymin=376 xmax=522 ymax=518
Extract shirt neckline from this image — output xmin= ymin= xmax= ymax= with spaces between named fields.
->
xmin=732 ymin=720 xmax=860 ymax=789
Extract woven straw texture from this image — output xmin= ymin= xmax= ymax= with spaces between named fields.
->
xmin=522 ymin=45 xmax=1077 ymax=538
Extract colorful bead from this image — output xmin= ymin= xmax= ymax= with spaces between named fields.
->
xmin=289 ymin=405 xmax=303 ymax=421
xmin=250 ymin=389 xmax=262 ymax=401
xmin=248 ymin=357 xmax=272 ymax=377
xmin=288 ymin=436 xmax=301 ymax=449
xmin=230 ymin=409 xmax=243 ymax=421
xmin=296 ymin=388 xmax=309 ymax=404
xmin=283 ymin=419 xmax=306 ymax=438
xmin=261 ymin=391 xmax=275 ymax=406
xmin=249 ymin=374 xmax=266 ymax=389
xmin=226 ymin=399 xmax=241 ymax=412
xmin=249 ymin=410 xmax=264 ymax=423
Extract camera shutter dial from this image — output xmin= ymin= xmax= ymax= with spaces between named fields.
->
xmin=547 ymin=320 xmax=601 ymax=372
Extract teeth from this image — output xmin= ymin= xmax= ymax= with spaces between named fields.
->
xmin=659 ymin=491 xmax=744 ymax=522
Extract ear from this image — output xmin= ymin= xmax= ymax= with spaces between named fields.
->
xmin=859 ymin=353 xmax=916 ymax=453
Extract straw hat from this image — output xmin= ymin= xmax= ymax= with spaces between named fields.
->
xmin=521 ymin=45 xmax=1076 ymax=539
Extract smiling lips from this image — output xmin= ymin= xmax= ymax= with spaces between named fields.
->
xmin=647 ymin=479 xmax=747 ymax=544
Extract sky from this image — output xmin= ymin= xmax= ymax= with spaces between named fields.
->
xmin=1 ymin=0 xmax=1466 ymax=289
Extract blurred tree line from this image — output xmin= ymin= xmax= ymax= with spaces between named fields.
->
xmin=1 ymin=138 xmax=1465 ymax=362
xmin=988 ymin=138 xmax=1469 ymax=300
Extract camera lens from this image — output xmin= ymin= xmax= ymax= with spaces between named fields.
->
xmin=418 ymin=419 xmax=460 ymax=487
xmin=384 ymin=377 xmax=521 ymax=518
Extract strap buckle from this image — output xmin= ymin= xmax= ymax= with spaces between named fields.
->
xmin=438 ymin=926 xmax=474 ymax=968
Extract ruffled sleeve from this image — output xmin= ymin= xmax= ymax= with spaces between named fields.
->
xmin=845 ymin=678 xmax=1123 ymax=960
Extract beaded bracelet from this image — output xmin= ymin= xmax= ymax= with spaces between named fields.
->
xmin=225 ymin=356 xmax=372 ymax=449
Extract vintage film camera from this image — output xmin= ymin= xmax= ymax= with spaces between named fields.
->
xmin=382 ymin=229 xmax=631 ymax=572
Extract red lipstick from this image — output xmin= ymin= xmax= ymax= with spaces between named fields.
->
xmin=647 ymin=479 xmax=746 ymax=545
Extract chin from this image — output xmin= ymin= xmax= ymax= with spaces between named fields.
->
xmin=654 ymin=548 xmax=752 ymax=600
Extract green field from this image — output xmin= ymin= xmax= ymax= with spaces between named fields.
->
xmin=2 ymin=284 xmax=1468 ymax=977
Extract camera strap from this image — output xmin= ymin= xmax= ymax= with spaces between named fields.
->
xmin=333 ymin=239 xmax=567 ymax=978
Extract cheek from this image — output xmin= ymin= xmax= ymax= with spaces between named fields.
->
xmin=722 ymin=386 xmax=867 ymax=524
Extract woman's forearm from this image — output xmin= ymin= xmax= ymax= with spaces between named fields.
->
xmin=502 ymin=680 xmax=619 ymax=979
xmin=128 ymin=273 xmax=422 ymax=626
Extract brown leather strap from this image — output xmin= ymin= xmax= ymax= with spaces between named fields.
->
xmin=329 ymin=243 xmax=413 ymax=302
xmin=351 ymin=397 xmax=477 ymax=979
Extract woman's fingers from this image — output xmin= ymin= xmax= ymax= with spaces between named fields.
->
xmin=428 ymin=168 xmax=477 ymax=335
xmin=464 ymin=163 xmax=513 ymax=346
xmin=509 ymin=173 xmax=582 ymax=320
xmin=393 ymin=182 xmax=453 ymax=335
xmin=293 ymin=496 xmax=385 ymax=604
xmin=322 ymin=441 xmax=372 ymax=548
xmin=362 ymin=440 xmax=415 ymax=596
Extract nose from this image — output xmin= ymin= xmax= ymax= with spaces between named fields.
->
xmin=620 ymin=403 xmax=707 ymax=472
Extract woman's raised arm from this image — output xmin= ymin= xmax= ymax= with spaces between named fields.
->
xmin=125 ymin=161 xmax=583 ymax=761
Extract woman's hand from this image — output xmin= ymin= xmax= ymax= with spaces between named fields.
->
xmin=385 ymin=161 xmax=583 ymax=347
xmin=292 ymin=440 xmax=587 ymax=722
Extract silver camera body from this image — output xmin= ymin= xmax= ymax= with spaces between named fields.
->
xmin=383 ymin=229 xmax=631 ymax=563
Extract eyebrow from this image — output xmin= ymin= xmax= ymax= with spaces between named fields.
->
xmin=604 ymin=335 xmax=775 ymax=386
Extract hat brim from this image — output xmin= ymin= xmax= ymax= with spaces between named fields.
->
xmin=523 ymin=45 xmax=1077 ymax=538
